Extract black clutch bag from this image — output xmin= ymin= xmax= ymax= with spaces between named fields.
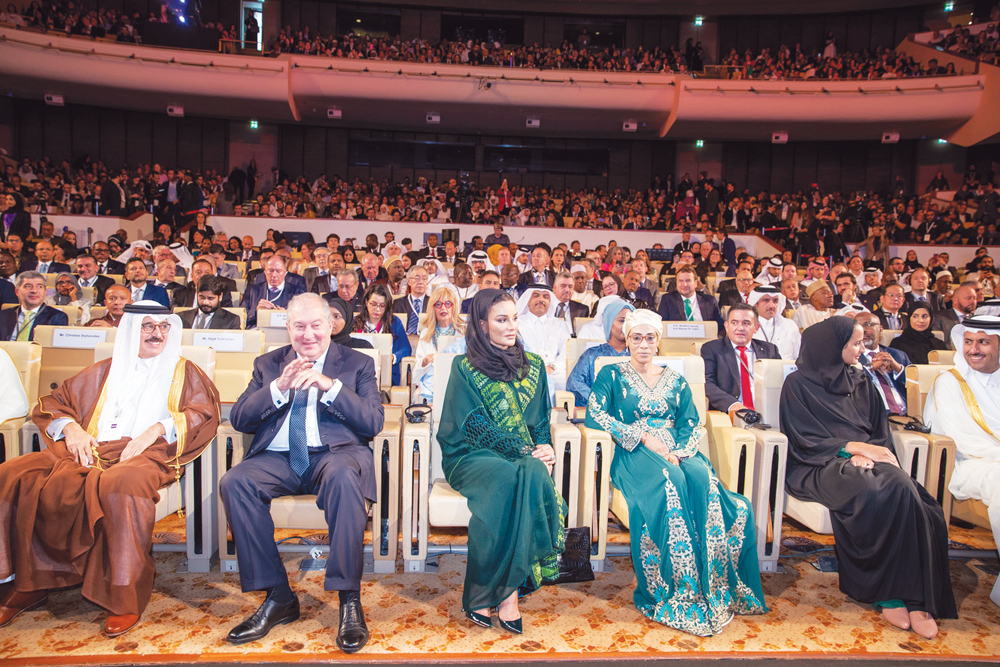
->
xmin=549 ymin=526 xmax=595 ymax=585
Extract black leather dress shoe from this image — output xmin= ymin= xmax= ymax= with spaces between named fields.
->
xmin=227 ymin=592 xmax=300 ymax=645
xmin=336 ymin=592 xmax=369 ymax=654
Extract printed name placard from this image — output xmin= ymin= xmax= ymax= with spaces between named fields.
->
xmin=52 ymin=328 xmax=107 ymax=348
xmin=783 ymin=364 xmax=798 ymax=380
xmin=350 ymin=333 xmax=375 ymax=344
xmin=654 ymin=358 xmax=685 ymax=376
xmin=267 ymin=312 xmax=288 ymax=327
xmin=192 ymin=332 xmax=245 ymax=352
xmin=665 ymin=322 xmax=706 ymax=338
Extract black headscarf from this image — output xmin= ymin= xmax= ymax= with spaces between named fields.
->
xmin=889 ymin=303 xmax=946 ymax=365
xmin=796 ymin=316 xmax=863 ymax=396
xmin=325 ymin=296 xmax=360 ymax=347
xmin=465 ymin=288 xmax=529 ymax=383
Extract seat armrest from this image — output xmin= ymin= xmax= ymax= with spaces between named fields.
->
xmin=400 ymin=420 xmax=431 ymax=568
xmin=579 ymin=426 xmax=614 ymax=562
xmin=0 ymin=417 xmax=26 ymax=462
xmin=705 ymin=410 xmax=757 ymax=497
xmin=891 ymin=430 xmax=930 ymax=484
xmin=550 ymin=422 xmax=582 ymax=526
xmin=400 ymin=356 xmax=416 ymax=389
xmin=388 ymin=386 xmax=410 ymax=406
xmin=554 ymin=390 xmax=575 ymax=418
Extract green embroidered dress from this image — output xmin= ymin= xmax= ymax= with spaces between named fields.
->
xmin=437 ymin=353 xmax=567 ymax=612
xmin=585 ymin=361 xmax=767 ymax=636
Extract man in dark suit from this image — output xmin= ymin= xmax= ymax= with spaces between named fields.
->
xmin=74 ymin=254 xmax=117 ymax=306
xmin=932 ymin=284 xmax=978 ymax=342
xmin=238 ymin=235 xmax=260 ymax=264
xmin=90 ymin=241 xmax=126 ymax=275
xmin=178 ymin=276 xmax=242 ymax=330
xmin=1 ymin=271 xmax=69 ymax=340
xmin=303 ymin=247 xmax=334 ymax=294
xmin=872 ymin=284 xmax=908 ymax=331
xmin=702 ymin=303 xmax=781 ymax=416
xmin=220 ymin=292 xmax=383 ymax=653
xmin=0 ymin=276 xmax=15 ymax=306
xmin=173 ymin=259 xmax=235 ymax=309
xmin=622 ymin=269 xmax=654 ymax=309
xmin=242 ymin=255 xmax=305 ymax=328
xmin=856 ymin=312 xmax=910 ymax=415
xmin=551 ymin=271 xmax=590 ymax=336
xmin=123 ymin=258 xmax=171 ymax=309
xmin=17 ymin=240 xmax=70 ymax=275
xmin=99 ymin=172 xmax=126 ymax=217
xmin=516 ymin=244 xmax=556 ymax=295
xmin=392 ymin=265 xmax=431 ymax=335
xmin=418 ymin=233 xmax=444 ymax=260
xmin=905 ymin=268 xmax=945 ymax=313
xmin=657 ymin=265 xmax=724 ymax=331
xmin=718 ymin=270 xmax=755 ymax=309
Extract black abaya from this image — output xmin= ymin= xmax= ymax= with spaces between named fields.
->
xmin=779 ymin=317 xmax=956 ymax=619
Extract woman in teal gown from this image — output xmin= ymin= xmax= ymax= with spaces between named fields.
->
xmin=585 ymin=309 xmax=767 ymax=636
xmin=437 ymin=289 xmax=566 ymax=634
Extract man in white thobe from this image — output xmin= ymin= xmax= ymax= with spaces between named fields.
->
xmin=923 ymin=315 xmax=1000 ymax=606
xmin=516 ymin=286 xmax=569 ymax=402
xmin=749 ymin=285 xmax=800 ymax=361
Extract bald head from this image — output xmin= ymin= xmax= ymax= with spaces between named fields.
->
xmin=952 ymin=285 xmax=978 ymax=316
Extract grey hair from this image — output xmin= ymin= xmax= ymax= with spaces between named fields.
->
xmin=407 ymin=265 xmax=429 ymax=279
xmin=287 ymin=292 xmax=333 ymax=326
xmin=336 ymin=268 xmax=357 ymax=282
xmin=15 ymin=270 xmax=44 ymax=289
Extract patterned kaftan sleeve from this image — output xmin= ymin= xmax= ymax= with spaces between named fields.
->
xmin=586 ymin=363 xmax=646 ymax=452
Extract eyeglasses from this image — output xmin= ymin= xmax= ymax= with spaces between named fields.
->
xmin=434 ymin=301 xmax=454 ymax=309
xmin=859 ymin=322 xmax=880 ymax=328
xmin=140 ymin=322 xmax=172 ymax=333
xmin=628 ymin=333 xmax=658 ymax=345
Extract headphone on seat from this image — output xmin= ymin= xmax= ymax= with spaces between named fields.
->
xmin=405 ymin=403 xmax=432 ymax=424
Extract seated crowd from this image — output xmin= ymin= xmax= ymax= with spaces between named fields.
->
xmin=1 ymin=171 xmax=999 ymax=651
xmin=720 ymin=43 xmax=959 ymax=80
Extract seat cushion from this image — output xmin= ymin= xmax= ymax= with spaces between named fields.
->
xmin=272 ymin=495 xmax=327 ymax=529
xmin=429 ymin=481 xmax=472 ymax=527
xmin=784 ymin=496 xmax=833 ymax=535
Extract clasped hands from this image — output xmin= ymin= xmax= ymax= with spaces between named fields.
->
xmin=869 ymin=351 xmax=902 ymax=375
xmin=845 ymin=441 xmax=899 ymax=470
xmin=276 ymin=357 xmax=334 ymax=393
xmin=532 ymin=444 xmax=556 ymax=472
xmin=63 ymin=421 xmax=166 ymax=467
xmin=641 ymin=433 xmax=681 ymax=466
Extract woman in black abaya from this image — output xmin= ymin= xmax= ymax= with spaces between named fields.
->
xmin=779 ymin=317 xmax=955 ymax=639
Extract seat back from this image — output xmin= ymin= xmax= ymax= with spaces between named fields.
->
xmin=928 ymin=350 xmax=955 ymax=364
xmin=351 ymin=332 xmax=393 ymax=389
xmin=256 ymin=309 xmax=291 ymax=346
xmin=0 ymin=341 xmax=42 ymax=411
xmin=33 ymin=325 xmax=118 ymax=393
xmin=94 ymin=343 xmax=217 ymax=380
xmin=880 ymin=330 xmax=902 ymax=346
xmin=180 ymin=329 xmax=265 ymax=403
xmin=565 ymin=337 xmax=603 ymax=377
xmin=658 ymin=320 xmax=718 ymax=354
xmin=429 ymin=353 xmax=458 ymax=481
xmin=905 ymin=364 xmax=956 ymax=418
xmin=573 ymin=317 xmax=593 ymax=335
xmin=754 ymin=358 xmax=798 ymax=428
xmin=90 ymin=306 xmax=107 ymax=320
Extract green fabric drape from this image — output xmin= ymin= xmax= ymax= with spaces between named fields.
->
xmin=586 ymin=361 xmax=767 ymax=636
xmin=437 ymin=354 xmax=566 ymax=611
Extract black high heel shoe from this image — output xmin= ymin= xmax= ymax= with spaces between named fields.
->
xmin=497 ymin=615 xmax=523 ymax=635
xmin=465 ymin=609 xmax=492 ymax=628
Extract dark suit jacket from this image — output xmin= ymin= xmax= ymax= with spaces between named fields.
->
xmin=304 ymin=267 xmax=335 ymax=294
xmin=873 ymin=306 xmax=909 ymax=331
xmin=172 ymin=282 xmax=234 ymax=309
xmin=701 ymin=337 xmax=781 ymax=413
xmin=242 ymin=280 xmax=306 ymax=328
xmin=657 ymin=291 xmax=724 ymax=330
xmin=77 ymin=274 xmax=117 ymax=305
xmin=718 ymin=290 xmax=751 ymax=309
xmin=626 ymin=287 xmax=655 ymax=309
xmin=97 ymin=259 xmax=126 ymax=275
xmin=179 ymin=306 xmax=242 ymax=330
xmin=0 ymin=303 xmax=69 ymax=340
xmin=0 ymin=280 xmax=16 ymax=306
xmin=18 ymin=260 xmax=71 ymax=275
xmin=229 ymin=343 xmax=385 ymax=500
xmin=99 ymin=181 xmax=125 ymax=216
xmin=932 ymin=308 xmax=962 ymax=343
xmin=905 ymin=292 xmax=945 ymax=313
xmin=129 ymin=281 xmax=171 ymax=308
xmin=861 ymin=345 xmax=909 ymax=401
xmin=1 ymin=210 xmax=31 ymax=243
xmin=392 ymin=294 xmax=429 ymax=317
xmin=516 ymin=269 xmax=556 ymax=295
xmin=252 ymin=271 xmax=306 ymax=291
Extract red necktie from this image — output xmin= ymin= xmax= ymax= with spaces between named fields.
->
xmin=737 ymin=346 xmax=754 ymax=411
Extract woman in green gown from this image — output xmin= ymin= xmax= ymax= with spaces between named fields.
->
xmin=585 ymin=309 xmax=767 ymax=636
xmin=437 ymin=289 xmax=567 ymax=634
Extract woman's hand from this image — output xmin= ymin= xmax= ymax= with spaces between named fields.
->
xmin=850 ymin=454 xmax=875 ymax=470
xmin=642 ymin=434 xmax=678 ymax=464
xmin=421 ymin=354 xmax=434 ymax=368
xmin=532 ymin=444 xmax=555 ymax=472
xmin=845 ymin=441 xmax=899 ymax=467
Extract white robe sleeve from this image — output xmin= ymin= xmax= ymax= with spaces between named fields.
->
xmin=0 ymin=350 xmax=29 ymax=426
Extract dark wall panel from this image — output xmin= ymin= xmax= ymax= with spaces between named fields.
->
xmin=792 ymin=142 xmax=819 ymax=192
xmin=846 ymin=14 xmax=871 ymax=53
xmin=302 ymin=126 xmax=327 ymax=178
xmin=201 ymin=119 xmax=228 ymax=172
xmin=326 ymin=128 xmax=350 ymax=178
xmin=41 ymin=106 xmax=72 ymax=165
xmin=126 ymin=113 xmax=153 ymax=167
xmin=71 ymin=107 xmax=101 ymax=166
xmin=152 ymin=116 xmax=179 ymax=168
xmin=176 ymin=118 xmax=203 ymax=169
xmin=839 ymin=144 xmax=866 ymax=194
xmin=814 ymin=143 xmax=842 ymax=192
xmin=99 ymin=109 xmax=128 ymax=170
xmin=769 ymin=143 xmax=794 ymax=194
xmin=758 ymin=18 xmax=780 ymax=54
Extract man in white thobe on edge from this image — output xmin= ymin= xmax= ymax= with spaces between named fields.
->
xmin=516 ymin=285 xmax=569 ymax=402
xmin=748 ymin=285 xmax=801 ymax=361
xmin=923 ymin=314 xmax=1000 ymax=606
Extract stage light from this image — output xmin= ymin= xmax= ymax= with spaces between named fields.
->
xmin=944 ymin=1 xmax=954 ymax=11
xmin=695 ymin=16 xmax=704 ymax=26
xmin=179 ymin=15 xmax=185 ymax=23
xmin=250 ymin=120 xmax=258 ymax=129
xmin=695 ymin=139 xmax=704 ymax=148
xmin=356 ymin=19 xmax=361 ymax=23
xmin=937 ymin=138 xmax=948 ymax=144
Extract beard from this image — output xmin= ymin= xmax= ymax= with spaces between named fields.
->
xmin=199 ymin=303 xmax=219 ymax=315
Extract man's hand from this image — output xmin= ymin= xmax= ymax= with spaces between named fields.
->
xmin=845 ymin=441 xmax=899 ymax=467
xmin=290 ymin=366 xmax=334 ymax=393
xmin=64 ymin=422 xmax=96 ymax=467
xmin=532 ymin=444 xmax=555 ymax=472
xmin=871 ymin=351 xmax=902 ymax=374
xmin=89 ymin=319 xmax=111 ymax=328
xmin=257 ymin=299 xmax=277 ymax=311
xmin=120 ymin=422 xmax=166 ymax=462
xmin=276 ymin=358 xmax=316 ymax=392
xmin=728 ymin=403 xmax=747 ymax=424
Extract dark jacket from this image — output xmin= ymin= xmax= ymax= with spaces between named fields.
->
xmin=0 ymin=303 xmax=69 ymax=340
xmin=18 ymin=260 xmax=71 ymax=275
xmin=76 ymin=274 xmax=117 ymax=305
xmin=516 ymin=269 xmax=556 ymax=294
xmin=242 ymin=279 xmax=306 ymax=328
xmin=701 ymin=337 xmax=781 ymax=412
xmin=657 ymin=290 xmax=724 ymax=330
xmin=178 ymin=306 xmax=243 ymax=330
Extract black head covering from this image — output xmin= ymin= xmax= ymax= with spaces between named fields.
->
xmin=6 ymin=193 xmax=24 ymax=211
xmin=796 ymin=316 xmax=862 ymax=396
xmin=465 ymin=288 xmax=529 ymax=383
xmin=889 ymin=302 xmax=943 ymax=365
xmin=325 ymin=296 xmax=356 ymax=346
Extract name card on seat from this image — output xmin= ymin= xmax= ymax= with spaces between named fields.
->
xmin=351 ymin=333 xmax=375 ymax=344
xmin=192 ymin=331 xmax=245 ymax=352
xmin=783 ymin=364 xmax=798 ymax=380
xmin=268 ymin=312 xmax=288 ymax=327
xmin=665 ymin=322 xmax=705 ymax=338
xmin=654 ymin=358 xmax=685 ymax=376
xmin=52 ymin=328 xmax=107 ymax=348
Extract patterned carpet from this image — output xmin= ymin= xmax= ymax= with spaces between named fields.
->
xmin=0 ymin=516 xmax=997 ymax=665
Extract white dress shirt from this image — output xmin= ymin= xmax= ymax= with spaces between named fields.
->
xmin=267 ymin=346 xmax=343 ymax=452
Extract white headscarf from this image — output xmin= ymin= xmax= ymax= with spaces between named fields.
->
xmin=975 ymin=298 xmax=1000 ymax=318
xmin=755 ymin=256 xmax=784 ymax=285
xmin=169 ymin=242 xmax=195 ymax=272
xmin=516 ymin=285 xmax=558 ymax=319
xmin=951 ymin=315 xmax=1000 ymax=377
xmin=116 ymin=239 xmax=153 ymax=264
xmin=95 ymin=301 xmax=183 ymax=441
xmin=748 ymin=285 xmax=787 ymax=318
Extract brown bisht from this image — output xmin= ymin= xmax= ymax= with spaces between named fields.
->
xmin=0 ymin=357 xmax=220 ymax=615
